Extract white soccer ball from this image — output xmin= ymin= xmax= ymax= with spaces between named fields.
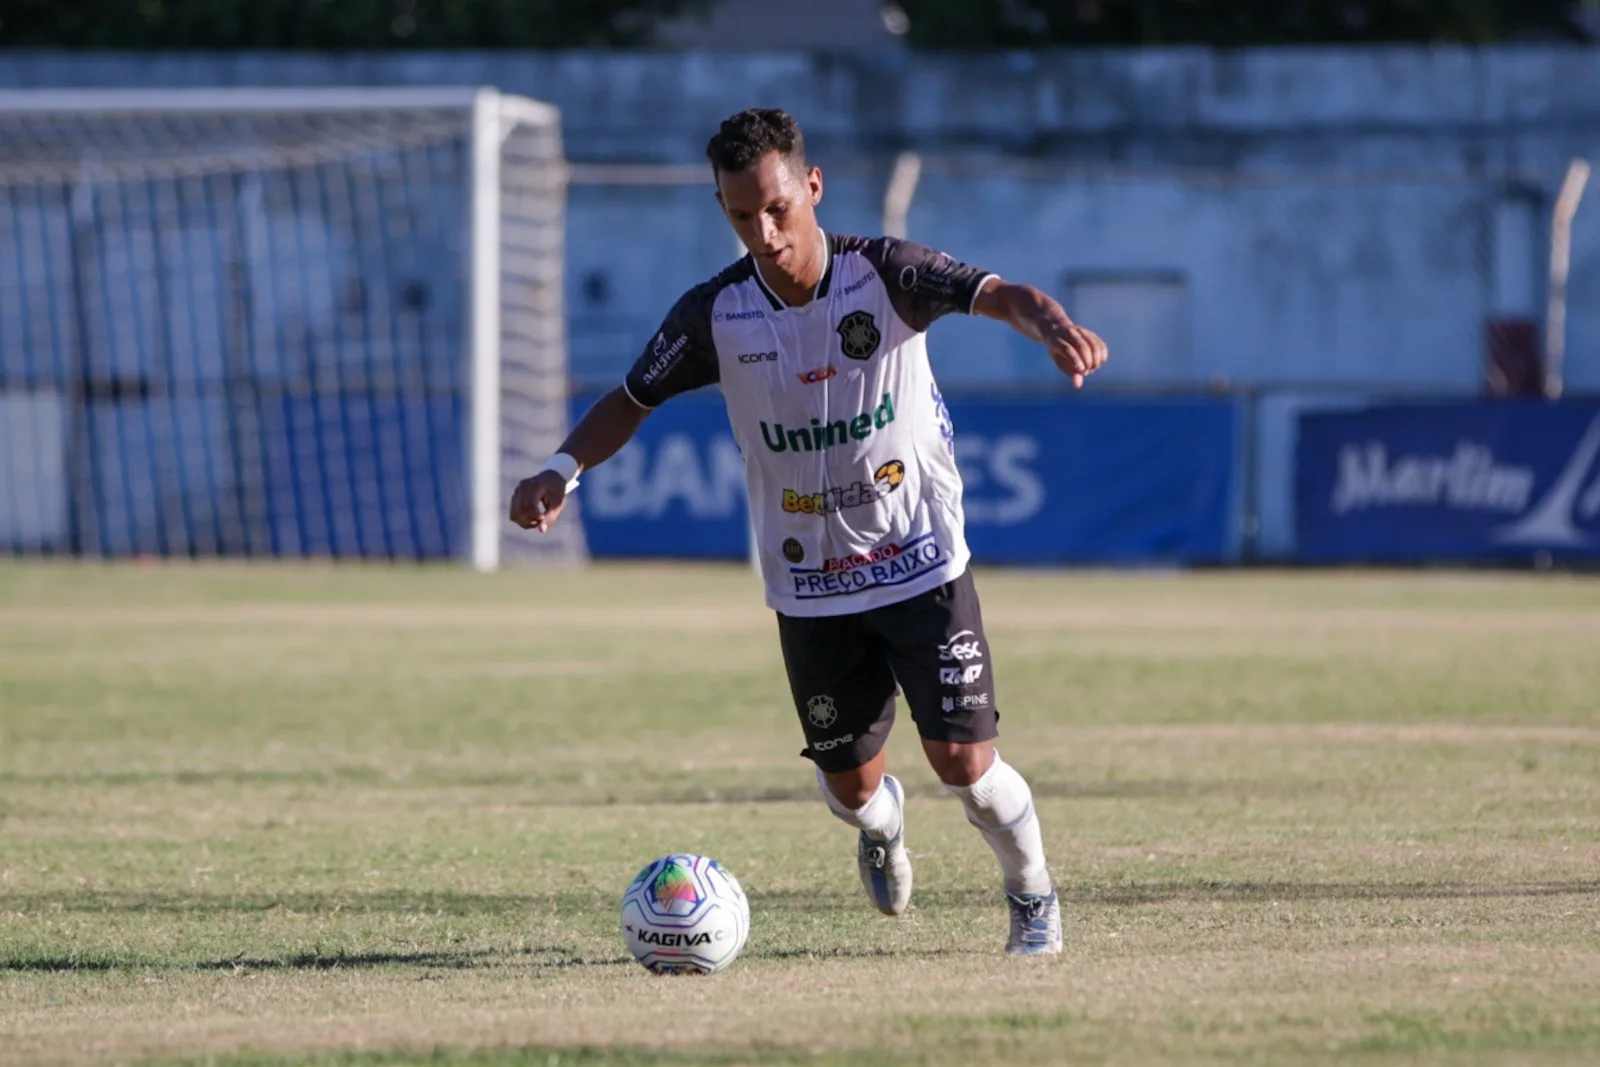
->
xmin=620 ymin=853 xmax=750 ymax=975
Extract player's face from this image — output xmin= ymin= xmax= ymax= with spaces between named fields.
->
xmin=716 ymin=152 xmax=823 ymax=277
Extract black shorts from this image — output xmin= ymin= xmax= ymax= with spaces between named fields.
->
xmin=775 ymin=568 xmax=1000 ymax=773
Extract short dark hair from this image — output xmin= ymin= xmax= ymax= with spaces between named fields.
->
xmin=705 ymin=108 xmax=807 ymax=177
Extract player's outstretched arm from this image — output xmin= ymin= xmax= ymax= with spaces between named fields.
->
xmin=508 ymin=387 xmax=650 ymax=533
xmin=972 ymin=277 xmax=1108 ymax=388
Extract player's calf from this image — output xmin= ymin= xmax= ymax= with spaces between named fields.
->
xmin=816 ymin=767 xmax=913 ymax=916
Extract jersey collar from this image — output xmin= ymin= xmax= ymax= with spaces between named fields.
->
xmin=752 ymin=227 xmax=834 ymax=310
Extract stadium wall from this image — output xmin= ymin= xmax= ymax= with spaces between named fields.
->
xmin=4 ymin=49 xmax=1599 ymax=393
xmin=3 ymin=50 xmax=1599 ymax=562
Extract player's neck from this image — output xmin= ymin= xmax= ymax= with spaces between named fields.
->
xmin=753 ymin=226 xmax=827 ymax=308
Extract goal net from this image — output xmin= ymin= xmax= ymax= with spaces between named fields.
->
xmin=0 ymin=88 xmax=581 ymax=569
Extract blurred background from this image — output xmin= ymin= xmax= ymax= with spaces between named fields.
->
xmin=1 ymin=0 xmax=1598 ymax=569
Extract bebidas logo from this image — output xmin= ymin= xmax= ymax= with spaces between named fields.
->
xmin=761 ymin=393 xmax=895 ymax=454
xmin=783 ymin=459 xmax=904 ymax=516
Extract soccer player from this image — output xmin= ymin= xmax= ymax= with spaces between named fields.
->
xmin=510 ymin=108 xmax=1107 ymax=955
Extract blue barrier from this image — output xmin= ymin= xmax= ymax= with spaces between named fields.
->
xmin=571 ymin=391 xmax=1239 ymax=564
xmin=1296 ymin=401 xmax=1600 ymax=561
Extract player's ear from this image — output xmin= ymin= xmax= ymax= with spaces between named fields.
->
xmin=807 ymin=166 xmax=823 ymax=206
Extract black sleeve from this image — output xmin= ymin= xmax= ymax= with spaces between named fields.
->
xmin=622 ymin=283 xmax=720 ymax=409
xmin=860 ymin=236 xmax=995 ymax=333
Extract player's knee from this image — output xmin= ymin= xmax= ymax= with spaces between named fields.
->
xmin=925 ymin=740 xmax=994 ymax=787
xmin=821 ymin=767 xmax=880 ymax=810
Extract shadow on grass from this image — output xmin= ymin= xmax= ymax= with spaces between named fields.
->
xmin=2 ymin=878 xmax=1595 ymax=926
xmin=0 ymin=945 xmax=635 ymax=974
xmin=0 ymin=771 xmax=1343 ymax=805
xmin=2 ymin=942 xmax=966 ymax=975
xmin=1061 ymin=878 xmax=1600 ymax=906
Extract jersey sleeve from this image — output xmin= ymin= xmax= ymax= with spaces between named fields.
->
xmin=864 ymin=236 xmax=996 ymax=333
xmin=622 ymin=284 xmax=720 ymax=409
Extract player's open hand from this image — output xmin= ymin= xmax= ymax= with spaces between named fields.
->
xmin=509 ymin=471 xmax=569 ymax=533
xmin=1045 ymin=322 xmax=1108 ymax=389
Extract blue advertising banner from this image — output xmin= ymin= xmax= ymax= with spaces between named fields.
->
xmin=1296 ymin=401 xmax=1600 ymax=561
xmin=570 ymin=391 xmax=1239 ymax=564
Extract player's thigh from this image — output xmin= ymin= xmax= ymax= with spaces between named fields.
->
xmin=868 ymin=569 xmax=999 ymax=746
xmin=775 ymin=611 xmax=897 ymax=773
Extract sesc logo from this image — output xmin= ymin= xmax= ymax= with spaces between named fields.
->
xmin=938 ymin=629 xmax=983 ymax=662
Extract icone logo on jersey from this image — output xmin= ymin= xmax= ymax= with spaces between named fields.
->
xmin=761 ymin=393 xmax=895 ymax=454
xmin=789 ymin=532 xmax=947 ymax=600
xmin=796 ymin=365 xmax=837 ymax=385
xmin=738 ymin=351 xmax=778 ymax=364
xmin=783 ymin=460 xmax=904 ymax=516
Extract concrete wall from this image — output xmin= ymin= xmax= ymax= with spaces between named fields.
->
xmin=4 ymin=48 xmax=1596 ymax=395
xmin=5 ymin=49 xmax=1600 ymax=556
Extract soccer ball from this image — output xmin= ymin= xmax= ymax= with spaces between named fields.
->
xmin=620 ymin=853 xmax=750 ymax=975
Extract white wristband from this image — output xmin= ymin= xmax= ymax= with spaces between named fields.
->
xmin=540 ymin=452 xmax=582 ymax=491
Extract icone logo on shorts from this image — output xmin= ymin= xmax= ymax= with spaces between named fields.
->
xmin=811 ymin=733 xmax=856 ymax=752
xmin=783 ymin=459 xmax=904 ymax=516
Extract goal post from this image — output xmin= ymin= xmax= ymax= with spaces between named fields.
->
xmin=0 ymin=87 xmax=581 ymax=569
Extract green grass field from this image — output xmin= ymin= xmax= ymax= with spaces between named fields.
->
xmin=1 ymin=562 xmax=1598 ymax=1066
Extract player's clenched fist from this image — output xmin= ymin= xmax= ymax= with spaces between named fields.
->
xmin=509 ymin=471 xmax=569 ymax=532
xmin=1045 ymin=322 xmax=1109 ymax=388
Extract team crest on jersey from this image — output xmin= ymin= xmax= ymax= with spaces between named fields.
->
xmin=836 ymin=311 xmax=881 ymax=361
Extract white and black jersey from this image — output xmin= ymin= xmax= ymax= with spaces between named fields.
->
xmin=622 ymin=232 xmax=995 ymax=618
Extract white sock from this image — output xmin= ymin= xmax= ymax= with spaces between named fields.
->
xmin=944 ymin=753 xmax=1052 ymax=897
xmin=816 ymin=767 xmax=903 ymax=842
